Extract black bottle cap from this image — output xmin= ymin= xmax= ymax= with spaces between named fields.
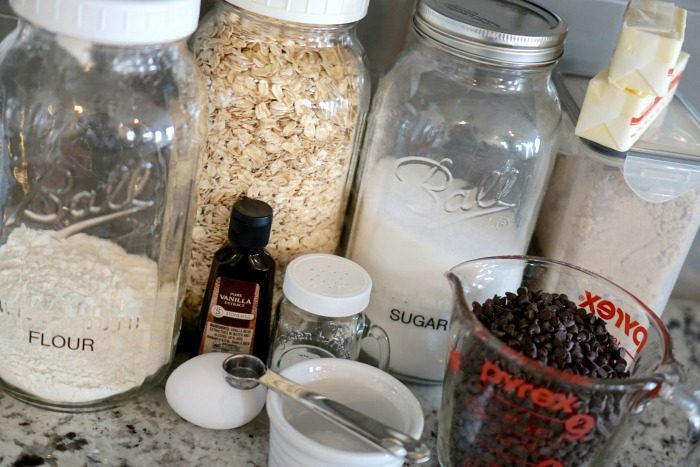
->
xmin=228 ymin=198 xmax=273 ymax=249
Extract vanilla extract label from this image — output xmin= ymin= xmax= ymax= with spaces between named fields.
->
xmin=199 ymin=277 xmax=260 ymax=354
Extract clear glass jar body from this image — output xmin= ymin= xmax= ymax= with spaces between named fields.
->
xmin=346 ymin=35 xmax=562 ymax=383
xmin=0 ymin=20 xmax=207 ymax=411
xmin=187 ymin=3 xmax=370 ymax=324
xmin=269 ymin=298 xmax=366 ymax=372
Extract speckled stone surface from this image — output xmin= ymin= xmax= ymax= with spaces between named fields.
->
xmin=0 ymin=300 xmax=698 ymax=467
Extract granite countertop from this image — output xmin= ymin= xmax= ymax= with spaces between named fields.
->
xmin=1 ymin=300 xmax=698 ymax=467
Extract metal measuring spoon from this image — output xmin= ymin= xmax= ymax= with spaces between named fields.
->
xmin=222 ymin=354 xmax=432 ymax=464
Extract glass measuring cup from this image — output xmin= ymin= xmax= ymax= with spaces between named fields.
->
xmin=440 ymin=256 xmax=700 ymax=467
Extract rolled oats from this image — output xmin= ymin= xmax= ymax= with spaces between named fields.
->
xmin=186 ymin=7 xmax=367 ymax=323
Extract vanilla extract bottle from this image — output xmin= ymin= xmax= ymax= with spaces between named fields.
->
xmin=196 ymin=198 xmax=275 ymax=362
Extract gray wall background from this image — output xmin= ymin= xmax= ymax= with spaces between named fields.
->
xmin=359 ymin=0 xmax=700 ymax=110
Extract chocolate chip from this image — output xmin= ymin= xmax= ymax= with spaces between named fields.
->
xmin=446 ymin=288 xmax=632 ymax=466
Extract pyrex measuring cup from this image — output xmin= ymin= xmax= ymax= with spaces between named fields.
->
xmin=440 ymin=256 xmax=700 ymax=467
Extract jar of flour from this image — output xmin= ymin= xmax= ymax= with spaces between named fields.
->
xmin=0 ymin=0 xmax=206 ymax=410
xmin=534 ymin=73 xmax=700 ymax=317
xmin=345 ymin=0 xmax=567 ymax=383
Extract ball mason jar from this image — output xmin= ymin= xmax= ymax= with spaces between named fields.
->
xmin=186 ymin=0 xmax=371 ymax=325
xmin=345 ymin=0 xmax=567 ymax=383
xmin=0 ymin=0 xmax=207 ymax=411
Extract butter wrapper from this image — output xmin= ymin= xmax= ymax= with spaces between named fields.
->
xmin=608 ymin=0 xmax=686 ymax=97
xmin=575 ymin=52 xmax=688 ymax=152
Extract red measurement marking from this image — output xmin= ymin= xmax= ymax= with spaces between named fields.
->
xmin=623 ymin=347 xmax=639 ymax=363
xmin=490 ymin=391 xmax=565 ymax=424
xmin=449 ymin=350 xmax=462 ymax=372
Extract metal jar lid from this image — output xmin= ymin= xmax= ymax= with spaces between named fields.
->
xmin=414 ymin=0 xmax=567 ymax=66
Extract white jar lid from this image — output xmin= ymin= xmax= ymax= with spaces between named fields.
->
xmin=10 ymin=0 xmax=201 ymax=46
xmin=283 ymin=254 xmax=372 ymax=318
xmin=225 ymin=0 xmax=369 ymax=25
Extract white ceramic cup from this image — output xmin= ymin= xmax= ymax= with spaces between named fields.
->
xmin=266 ymin=358 xmax=425 ymax=467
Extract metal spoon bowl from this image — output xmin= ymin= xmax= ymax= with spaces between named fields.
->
xmin=222 ymin=354 xmax=432 ymax=464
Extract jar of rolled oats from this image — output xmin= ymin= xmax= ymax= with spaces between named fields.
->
xmin=187 ymin=0 xmax=370 ymax=325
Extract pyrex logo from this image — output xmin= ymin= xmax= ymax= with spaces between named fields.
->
xmin=480 ymin=361 xmax=578 ymax=414
xmin=479 ymin=360 xmax=595 ymax=441
xmin=579 ymin=291 xmax=648 ymax=356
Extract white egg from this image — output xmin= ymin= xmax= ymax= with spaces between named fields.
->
xmin=165 ymin=352 xmax=267 ymax=430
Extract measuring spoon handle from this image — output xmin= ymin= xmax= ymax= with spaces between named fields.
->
xmin=259 ymin=370 xmax=431 ymax=464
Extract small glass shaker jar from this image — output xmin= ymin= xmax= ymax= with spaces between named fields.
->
xmin=269 ymin=254 xmax=389 ymax=372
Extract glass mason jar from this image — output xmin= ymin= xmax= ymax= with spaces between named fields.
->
xmin=186 ymin=0 xmax=371 ymax=326
xmin=268 ymin=253 xmax=389 ymax=372
xmin=0 ymin=0 xmax=207 ymax=411
xmin=346 ymin=0 xmax=567 ymax=383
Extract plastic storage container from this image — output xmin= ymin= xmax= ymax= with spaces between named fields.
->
xmin=345 ymin=0 xmax=567 ymax=383
xmin=674 ymin=232 xmax=700 ymax=301
xmin=0 ymin=0 xmax=206 ymax=411
xmin=186 ymin=0 xmax=371 ymax=323
xmin=534 ymin=72 xmax=700 ymax=316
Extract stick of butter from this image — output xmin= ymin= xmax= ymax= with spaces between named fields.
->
xmin=575 ymin=52 xmax=688 ymax=152
xmin=608 ymin=0 xmax=686 ymax=97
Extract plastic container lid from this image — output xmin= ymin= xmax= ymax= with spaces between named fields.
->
xmin=283 ymin=254 xmax=372 ymax=318
xmin=414 ymin=0 xmax=567 ymax=66
xmin=224 ymin=0 xmax=369 ymax=25
xmin=10 ymin=0 xmax=201 ymax=46
xmin=556 ymin=72 xmax=700 ymax=203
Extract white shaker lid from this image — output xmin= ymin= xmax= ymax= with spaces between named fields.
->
xmin=10 ymin=0 xmax=201 ymax=46
xmin=283 ymin=254 xmax=372 ymax=318
xmin=224 ymin=0 xmax=369 ymax=25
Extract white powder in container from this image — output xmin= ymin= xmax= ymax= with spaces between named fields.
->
xmin=535 ymin=152 xmax=700 ymax=315
xmin=347 ymin=158 xmax=524 ymax=382
xmin=0 ymin=226 xmax=177 ymax=404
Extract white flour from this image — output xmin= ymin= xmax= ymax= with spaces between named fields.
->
xmin=347 ymin=157 xmax=523 ymax=382
xmin=0 ymin=226 xmax=177 ymax=404
xmin=536 ymin=153 xmax=700 ymax=315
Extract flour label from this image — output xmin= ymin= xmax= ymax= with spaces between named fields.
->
xmin=199 ymin=277 xmax=260 ymax=354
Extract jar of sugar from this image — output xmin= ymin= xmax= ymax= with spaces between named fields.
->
xmin=0 ymin=0 xmax=207 ymax=410
xmin=345 ymin=0 xmax=567 ymax=383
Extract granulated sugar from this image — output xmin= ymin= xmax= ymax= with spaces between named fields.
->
xmin=0 ymin=227 xmax=176 ymax=404
xmin=347 ymin=157 xmax=523 ymax=382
